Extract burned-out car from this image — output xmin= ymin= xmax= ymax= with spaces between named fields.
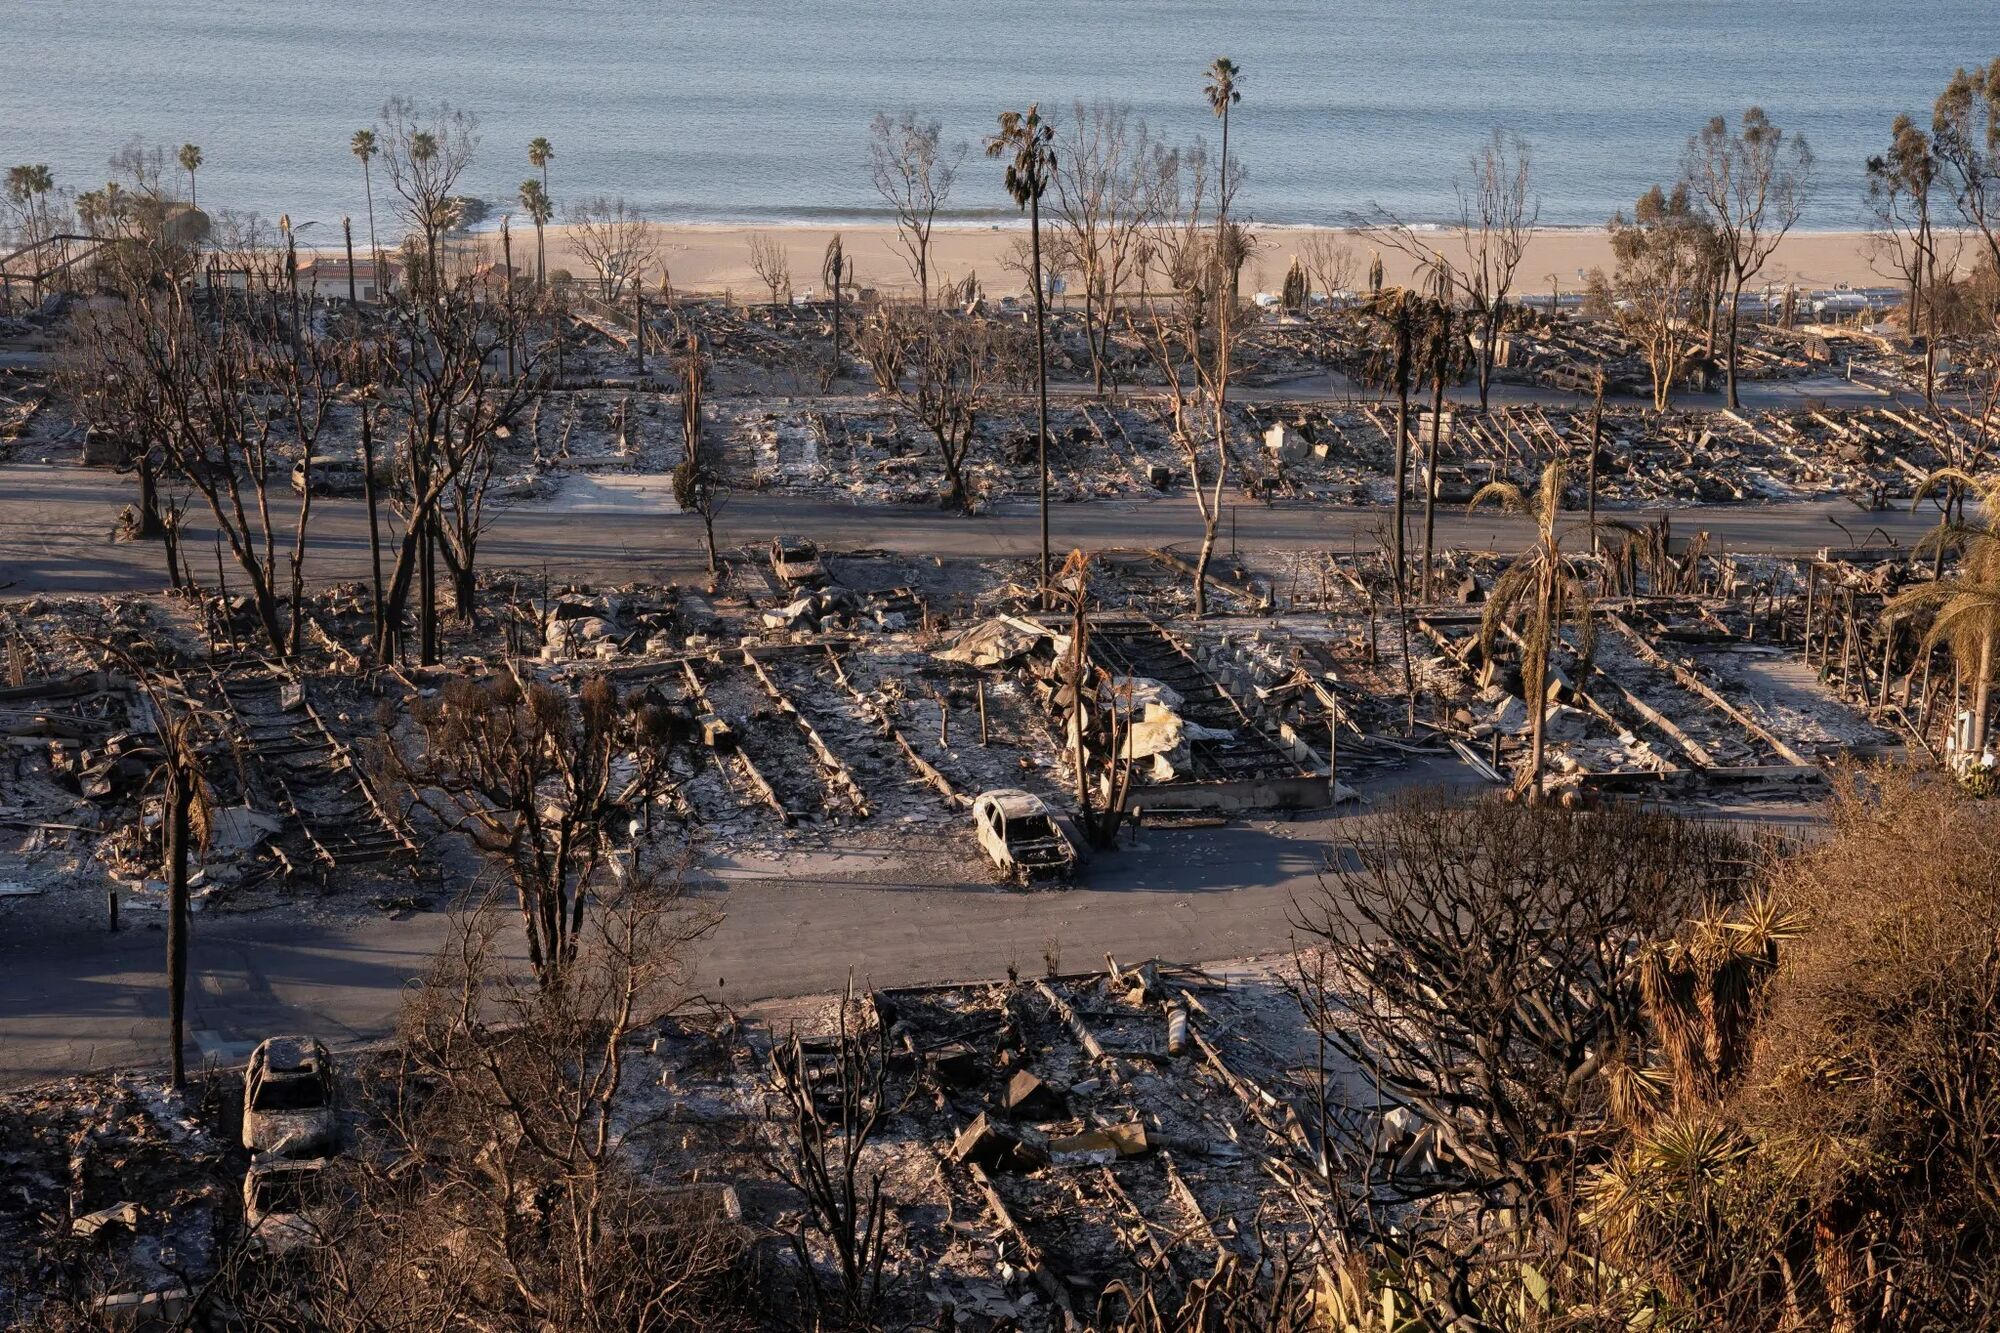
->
xmin=768 ymin=535 xmax=826 ymax=588
xmin=290 ymin=454 xmax=372 ymax=497
xmin=971 ymin=789 xmax=1084 ymax=883
xmin=242 ymin=1035 xmax=338 ymax=1156
xmin=243 ymin=1156 xmax=334 ymax=1255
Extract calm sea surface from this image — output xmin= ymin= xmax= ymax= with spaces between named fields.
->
xmin=5 ymin=1 xmax=1993 ymax=233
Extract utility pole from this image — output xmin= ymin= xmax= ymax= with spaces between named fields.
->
xmin=1588 ymin=367 xmax=1604 ymax=554
xmin=634 ymin=269 xmax=645 ymax=375
xmin=501 ymin=217 xmax=516 ymax=381
xmin=343 ymin=217 xmax=357 ymax=305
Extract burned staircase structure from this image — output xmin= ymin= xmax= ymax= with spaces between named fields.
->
xmin=203 ymin=663 xmax=418 ymax=872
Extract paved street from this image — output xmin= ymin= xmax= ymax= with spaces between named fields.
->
xmin=0 ymin=460 xmax=1934 ymax=598
xmin=0 ymin=815 xmax=1356 ymax=1086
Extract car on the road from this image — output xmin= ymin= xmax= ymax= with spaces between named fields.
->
xmin=768 ymin=535 xmax=826 ymax=588
xmin=242 ymin=1035 xmax=338 ymax=1156
xmin=972 ymin=789 xmax=1084 ymax=883
xmin=290 ymin=455 xmax=370 ymax=497
xmin=243 ymin=1156 xmax=334 ymax=1255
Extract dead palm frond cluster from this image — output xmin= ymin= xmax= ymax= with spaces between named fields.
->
xmin=1470 ymin=459 xmax=1608 ymax=795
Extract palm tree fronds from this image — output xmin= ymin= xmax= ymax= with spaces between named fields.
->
xmin=1467 ymin=480 xmax=1527 ymax=515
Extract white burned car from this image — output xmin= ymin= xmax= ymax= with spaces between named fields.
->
xmin=243 ymin=1155 xmax=334 ymax=1255
xmin=242 ymin=1035 xmax=338 ymax=1157
xmin=972 ymin=789 xmax=1085 ymax=883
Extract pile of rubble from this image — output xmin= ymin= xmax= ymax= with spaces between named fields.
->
xmin=724 ymin=958 xmax=1347 ymax=1329
xmin=0 ymin=1072 xmax=236 ymax=1325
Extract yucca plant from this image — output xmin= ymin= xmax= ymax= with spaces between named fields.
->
xmin=1635 ymin=894 xmax=1802 ymax=1111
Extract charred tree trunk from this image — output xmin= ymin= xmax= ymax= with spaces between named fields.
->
xmin=361 ymin=412 xmax=385 ymax=656
xmin=1422 ymin=315 xmax=1447 ymax=602
xmin=1476 ymin=302 xmax=1498 ymax=411
xmin=1193 ymin=522 xmax=1216 ymax=620
xmin=1391 ymin=317 xmax=1413 ymax=602
xmin=1724 ymin=272 xmax=1745 ymax=410
xmin=420 ymin=511 xmax=439 ymax=665
xmin=135 ymin=448 xmax=165 ymax=539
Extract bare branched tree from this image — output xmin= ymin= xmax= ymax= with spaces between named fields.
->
xmin=1867 ymin=114 xmax=1947 ymax=375
xmin=768 ymin=982 xmax=894 ymax=1326
xmin=858 ymin=307 xmax=1004 ymax=512
xmin=1368 ymin=130 xmax=1538 ymax=411
xmin=1299 ymin=230 xmax=1358 ymax=302
xmin=391 ymin=671 xmax=682 ymax=985
xmin=1456 ymin=130 xmax=1538 ymax=409
xmin=374 ymin=96 xmax=480 ymax=292
xmin=1680 ymin=108 xmax=1814 ymax=408
xmin=373 ymin=275 xmax=546 ymax=661
xmin=867 ymin=111 xmax=965 ymax=306
xmin=1932 ymin=60 xmax=2000 ymax=305
xmin=1610 ymin=184 xmax=1714 ymax=412
xmin=1289 ymin=795 xmax=1752 ymax=1235
xmin=225 ymin=880 xmax=739 ymax=1332
xmin=1050 ymin=99 xmax=1177 ymax=393
xmin=566 ymin=195 xmax=655 ymax=300
xmin=745 ymin=231 xmax=790 ymax=308
xmin=70 ymin=260 xmax=333 ymax=657
xmin=1125 ymin=141 xmax=1234 ymax=616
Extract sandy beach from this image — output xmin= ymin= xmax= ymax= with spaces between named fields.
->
xmin=470 ymin=222 xmax=1906 ymax=303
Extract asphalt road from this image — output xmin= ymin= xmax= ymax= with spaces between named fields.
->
xmin=0 ymin=460 xmax=1935 ymax=597
xmin=0 ymin=815 xmax=1353 ymax=1086
xmin=0 ymin=798 xmax=1823 ymax=1088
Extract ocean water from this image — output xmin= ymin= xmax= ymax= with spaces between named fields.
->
xmin=4 ymin=0 xmax=1992 ymax=233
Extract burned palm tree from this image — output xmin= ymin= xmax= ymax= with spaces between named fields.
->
xmin=1887 ymin=467 xmax=2000 ymax=760
xmin=527 ymin=133 xmax=556 ymax=289
xmin=176 ymin=143 xmax=202 ymax=211
xmin=1469 ymin=460 xmax=1610 ymax=796
xmin=99 ymin=655 xmax=215 ymax=1089
xmin=987 ymin=105 xmax=1057 ymax=606
xmin=518 ymin=177 xmax=551 ymax=290
xmin=1204 ymin=57 xmax=1242 ymax=299
xmin=350 ymin=128 xmax=380 ymax=270
xmin=821 ymin=232 xmax=847 ymax=385
xmin=528 ymin=135 xmax=554 ymax=198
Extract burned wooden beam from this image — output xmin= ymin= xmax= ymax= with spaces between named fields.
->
xmin=742 ymin=648 xmax=871 ymax=819
xmin=822 ymin=646 xmax=966 ymax=809
xmin=1605 ymin=612 xmax=1812 ymax=767
xmin=679 ymin=658 xmax=794 ymax=823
